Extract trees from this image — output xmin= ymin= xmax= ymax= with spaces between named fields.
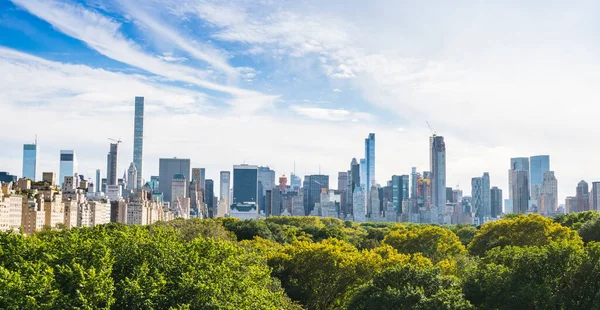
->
xmin=347 ymin=265 xmax=472 ymax=310
xmin=383 ymin=225 xmax=466 ymax=262
xmin=468 ymin=214 xmax=582 ymax=256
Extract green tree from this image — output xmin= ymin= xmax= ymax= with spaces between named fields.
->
xmin=383 ymin=225 xmax=466 ymax=262
xmin=347 ymin=265 xmax=472 ymax=310
xmin=468 ymin=214 xmax=582 ymax=256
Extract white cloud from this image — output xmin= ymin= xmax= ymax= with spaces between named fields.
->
xmin=290 ymin=106 xmax=373 ymax=122
xmin=332 ymin=88 xmax=342 ymax=92
xmin=10 ymin=0 xmax=275 ymax=112
xmin=157 ymin=52 xmax=188 ymax=63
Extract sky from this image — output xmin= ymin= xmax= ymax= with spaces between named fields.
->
xmin=2 ymin=0 xmax=600 ymax=203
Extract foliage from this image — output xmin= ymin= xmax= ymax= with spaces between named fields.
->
xmin=383 ymin=225 xmax=467 ymax=262
xmin=468 ymin=214 xmax=582 ymax=256
xmin=554 ymin=211 xmax=600 ymax=230
xmin=347 ymin=265 xmax=472 ymax=310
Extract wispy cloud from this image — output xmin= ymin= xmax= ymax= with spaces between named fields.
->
xmin=157 ymin=52 xmax=187 ymax=63
xmin=10 ymin=0 xmax=275 ymax=111
xmin=290 ymin=106 xmax=372 ymax=122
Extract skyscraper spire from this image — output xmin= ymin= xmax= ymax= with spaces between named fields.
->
xmin=133 ymin=96 xmax=144 ymax=190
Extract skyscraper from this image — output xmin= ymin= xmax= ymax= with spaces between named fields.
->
xmin=410 ymin=167 xmax=418 ymax=199
xmin=107 ymin=143 xmax=118 ymax=185
xmin=593 ymin=182 xmax=600 ymax=211
xmin=159 ymin=158 xmax=191 ymax=204
xmin=430 ymin=135 xmax=446 ymax=223
xmin=338 ymin=172 xmax=348 ymax=192
xmin=359 ymin=158 xmax=367 ymax=189
xmin=171 ymin=174 xmax=188 ymax=206
xmin=127 ymin=162 xmax=137 ymax=191
xmin=290 ymin=173 xmax=301 ymax=190
xmin=220 ymin=171 xmax=231 ymax=206
xmin=364 ymin=133 xmax=375 ymax=193
xmin=472 ymin=173 xmax=491 ymax=223
xmin=391 ymin=175 xmax=409 ymax=214
xmin=22 ymin=143 xmax=37 ymax=181
xmin=352 ymin=185 xmax=366 ymax=222
xmin=257 ymin=166 xmax=275 ymax=213
xmin=191 ymin=168 xmax=205 ymax=194
xmin=576 ymin=180 xmax=590 ymax=212
xmin=350 ymin=158 xmax=360 ymax=192
xmin=133 ymin=96 xmax=144 ymax=189
xmin=540 ymin=171 xmax=558 ymax=214
xmin=59 ymin=150 xmax=77 ymax=186
xmin=509 ymin=170 xmax=529 ymax=214
xmin=510 ymin=157 xmax=530 ymax=171
xmin=302 ymin=174 xmax=329 ymax=215
xmin=205 ymin=179 xmax=215 ymax=216
xmin=95 ymin=169 xmax=101 ymax=192
xmin=233 ymin=164 xmax=258 ymax=204
xmin=490 ymin=187 xmax=503 ymax=218
xmin=529 ymin=155 xmax=550 ymax=199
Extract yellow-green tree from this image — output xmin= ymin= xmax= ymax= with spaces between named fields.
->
xmin=383 ymin=225 xmax=466 ymax=262
xmin=468 ymin=214 xmax=582 ymax=256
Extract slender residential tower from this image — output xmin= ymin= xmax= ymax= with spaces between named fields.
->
xmin=133 ymin=96 xmax=144 ymax=189
xmin=430 ymin=135 xmax=446 ymax=223
xmin=364 ymin=133 xmax=375 ymax=195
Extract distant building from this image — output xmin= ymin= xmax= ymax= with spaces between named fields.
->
xmin=353 ymin=186 xmax=366 ymax=222
xmin=233 ymin=164 xmax=258 ymax=205
xmin=302 ymin=174 xmax=329 ymax=215
xmin=127 ymin=163 xmax=137 ymax=191
xmin=364 ymin=133 xmax=375 ymax=194
xmin=472 ymin=173 xmax=491 ymax=223
xmin=205 ymin=179 xmax=215 ymax=217
xmin=576 ymin=180 xmax=590 ymax=212
xmin=159 ymin=158 xmax=191 ymax=204
xmin=593 ymin=182 xmax=600 ymax=211
xmin=171 ymin=174 xmax=187 ymax=207
xmin=133 ymin=96 xmax=144 ymax=189
xmin=509 ymin=158 xmax=529 ymax=214
xmin=106 ymin=144 xmax=118 ymax=186
xmin=257 ymin=166 xmax=275 ymax=213
xmin=220 ymin=171 xmax=231 ymax=206
xmin=490 ymin=187 xmax=503 ymax=218
xmin=565 ymin=196 xmax=577 ymax=213
xmin=22 ymin=143 xmax=37 ymax=181
xmin=0 ymin=172 xmax=17 ymax=184
xmin=430 ymin=135 xmax=446 ymax=223
xmin=192 ymin=168 xmax=206 ymax=193
xmin=540 ymin=171 xmax=558 ymax=213
xmin=391 ymin=175 xmax=409 ymax=215
xmin=529 ymin=155 xmax=550 ymax=199
xmin=59 ymin=150 xmax=77 ymax=187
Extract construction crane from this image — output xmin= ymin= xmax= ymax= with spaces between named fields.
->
xmin=108 ymin=138 xmax=122 ymax=144
xmin=426 ymin=121 xmax=436 ymax=136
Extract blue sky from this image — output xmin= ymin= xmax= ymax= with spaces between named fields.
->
xmin=2 ymin=0 xmax=600 ymax=202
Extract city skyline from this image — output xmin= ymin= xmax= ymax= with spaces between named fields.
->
xmin=3 ymin=1 xmax=600 ymax=203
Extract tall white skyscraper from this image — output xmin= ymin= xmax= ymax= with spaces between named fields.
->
xmin=430 ymin=135 xmax=446 ymax=223
xmin=59 ymin=150 xmax=77 ymax=186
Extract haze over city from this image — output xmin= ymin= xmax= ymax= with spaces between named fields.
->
xmin=3 ymin=0 xmax=600 ymax=204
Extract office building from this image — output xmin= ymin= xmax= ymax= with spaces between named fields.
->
xmin=509 ymin=170 xmax=529 ymax=214
xmin=472 ymin=173 xmax=491 ymax=223
xmin=159 ymin=158 xmax=191 ymax=204
xmin=510 ymin=157 xmax=530 ymax=171
xmin=257 ymin=166 xmax=275 ymax=213
xmin=490 ymin=187 xmax=503 ymax=218
xmin=350 ymin=158 xmax=360 ymax=192
xmin=529 ymin=155 xmax=550 ymax=199
xmin=290 ymin=173 xmax=301 ymax=190
xmin=540 ymin=171 xmax=558 ymax=214
xmin=338 ymin=172 xmax=348 ymax=192
xmin=22 ymin=143 xmax=37 ymax=181
xmin=353 ymin=186 xmax=366 ymax=222
xmin=359 ymin=158 xmax=367 ymax=189
xmin=593 ymin=182 xmax=600 ymax=211
xmin=364 ymin=133 xmax=375 ymax=193
xmin=391 ymin=175 xmax=409 ymax=214
xmin=107 ymin=143 xmax=118 ymax=186
xmin=133 ymin=96 xmax=144 ymax=189
xmin=0 ymin=172 xmax=17 ymax=184
xmin=59 ymin=150 xmax=77 ymax=186
xmin=430 ymin=135 xmax=446 ymax=223
xmin=127 ymin=162 xmax=137 ymax=191
xmin=576 ymin=180 xmax=590 ymax=212
xmin=302 ymin=174 xmax=329 ymax=215
xmin=192 ymin=168 xmax=206 ymax=193
xmin=95 ymin=169 xmax=101 ymax=193
xmin=220 ymin=171 xmax=231 ymax=206
xmin=233 ymin=164 xmax=258 ymax=204
xmin=171 ymin=174 xmax=187 ymax=206
xmin=204 ymin=179 xmax=215 ymax=216
xmin=565 ymin=196 xmax=577 ymax=213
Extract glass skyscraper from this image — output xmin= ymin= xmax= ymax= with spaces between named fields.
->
xmin=430 ymin=135 xmax=446 ymax=223
xmin=529 ymin=155 xmax=550 ymax=198
xmin=364 ymin=133 xmax=375 ymax=195
xmin=22 ymin=143 xmax=37 ymax=180
xmin=391 ymin=175 xmax=409 ymax=214
xmin=133 ymin=96 xmax=144 ymax=189
xmin=59 ymin=150 xmax=77 ymax=187
xmin=158 ymin=158 xmax=191 ymax=204
xmin=233 ymin=165 xmax=258 ymax=204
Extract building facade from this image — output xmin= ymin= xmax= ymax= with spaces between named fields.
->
xmin=22 ymin=143 xmax=37 ymax=181
xmin=133 ymin=96 xmax=144 ymax=189
xmin=430 ymin=135 xmax=446 ymax=223
xmin=158 ymin=158 xmax=191 ymax=204
xmin=59 ymin=150 xmax=77 ymax=186
xmin=490 ymin=187 xmax=503 ymax=218
xmin=529 ymin=155 xmax=550 ymax=199
xmin=364 ymin=133 xmax=375 ymax=194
